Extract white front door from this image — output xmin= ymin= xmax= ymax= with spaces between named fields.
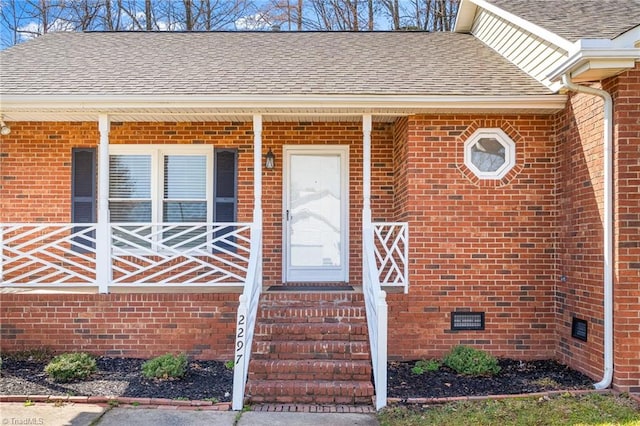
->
xmin=283 ymin=146 xmax=349 ymax=283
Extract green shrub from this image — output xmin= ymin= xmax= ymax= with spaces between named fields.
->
xmin=44 ymin=352 xmax=96 ymax=382
xmin=443 ymin=345 xmax=500 ymax=376
xmin=411 ymin=359 xmax=441 ymax=375
xmin=142 ymin=353 xmax=187 ymax=380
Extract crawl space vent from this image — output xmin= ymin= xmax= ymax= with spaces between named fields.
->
xmin=451 ymin=312 xmax=485 ymax=331
xmin=571 ymin=317 xmax=588 ymax=342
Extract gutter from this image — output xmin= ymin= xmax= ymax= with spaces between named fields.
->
xmin=561 ymin=74 xmax=613 ymax=390
xmin=0 ymin=94 xmax=567 ymax=110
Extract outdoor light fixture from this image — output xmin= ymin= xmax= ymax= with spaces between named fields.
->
xmin=0 ymin=121 xmax=10 ymax=136
xmin=265 ymin=148 xmax=275 ymax=170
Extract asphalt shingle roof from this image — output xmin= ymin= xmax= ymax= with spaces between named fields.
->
xmin=487 ymin=0 xmax=640 ymax=42
xmin=0 ymin=31 xmax=552 ymax=97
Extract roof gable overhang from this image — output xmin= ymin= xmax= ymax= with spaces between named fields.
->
xmin=547 ymin=39 xmax=640 ymax=83
xmin=454 ymin=0 xmax=575 ymax=51
xmin=0 ymin=94 xmax=568 ymax=122
xmin=456 ymin=0 xmax=640 ymax=87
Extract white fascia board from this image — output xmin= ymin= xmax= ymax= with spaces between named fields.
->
xmin=0 ymin=94 xmax=567 ymax=113
xmin=465 ymin=0 xmax=575 ymax=51
xmin=547 ymin=42 xmax=640 ymax=82
xmin=453 ymin=0 xmax=478 ymax=33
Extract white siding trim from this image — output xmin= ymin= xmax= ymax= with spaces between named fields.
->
xmin=471 ymin=8 xmax=569 ymax=89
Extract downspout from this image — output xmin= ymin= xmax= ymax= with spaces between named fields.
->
xmin=561 ymin=74 xmax=613 ymax=389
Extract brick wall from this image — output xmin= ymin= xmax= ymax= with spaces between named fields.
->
xmin=0 ymin=293 xmax=238 ymax=359
xmin=608 ymin=65 xmax=640 ymax=393
xmin=555 ymin=63 xmax=640 ymax=392
xmin=555 ymin=87 xmax=607 ymax=381
xmin=387 ymin=115 xmax=558 ymax=361
xmin=0 ymin=122 xmax=98 ymax=222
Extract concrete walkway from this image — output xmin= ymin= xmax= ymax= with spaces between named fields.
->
xmin=0 ymin=402 xmax=379 ymax=426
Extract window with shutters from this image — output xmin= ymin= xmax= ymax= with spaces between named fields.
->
xmin=71 ymin=148 xmax=96 ymax=251
xmin=108 ymin=145 xmax=237 ymax=249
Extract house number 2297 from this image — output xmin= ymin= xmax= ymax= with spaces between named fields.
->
xmin=235 ymin=314 xmax=245 ymax=365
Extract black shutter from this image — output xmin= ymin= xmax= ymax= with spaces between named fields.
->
xmin=214 ymin=149 xmax=237 ymax=252
xmin=72 ymin=148 xmax=96 ymax=251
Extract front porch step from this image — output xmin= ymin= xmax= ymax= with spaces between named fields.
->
xmin=250 ymin=359 xmax=372 ymax=381
xmin=246 ymin=379 xmax=374 ymax=404
xmin=255 ymin=322 xmax=368 ymax=341
xmin=253 ymin=340 xmax=371 ymax=360
xmin=246 ymin=291 xmax=374 ymax=405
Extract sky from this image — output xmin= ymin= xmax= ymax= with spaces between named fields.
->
xmin=0 ymin=0 xmax=409 ymax=50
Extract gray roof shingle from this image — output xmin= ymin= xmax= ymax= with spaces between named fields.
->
xmin=0 ymin=31 xmax=551 ymax=97
xmin=487 ymin=0 xmax=640 ymax=42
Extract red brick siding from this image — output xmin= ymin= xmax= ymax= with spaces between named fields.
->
xmin=555 ymin=63 xmax=640 ymax=392
xmin=0 ymin=293 xmax=237 ymax=360
xmin=393 ymin=117 xmax=410 ymax=221
xmin=555 ymin=88 xmax=607 ymax=381
xmin=387 ymin=115 xmax=558 ymax=361
xmin=608 ymin=65 xmax=640 ymax=393
xmin=0 ymin=122 xmax=98 ymax=222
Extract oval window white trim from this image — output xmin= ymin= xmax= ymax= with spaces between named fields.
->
xmin=463 ymin=128 xmax=516 ymax=179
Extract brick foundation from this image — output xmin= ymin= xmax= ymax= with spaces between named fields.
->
xmin=0 ymin=293 xmax=237 ymax=360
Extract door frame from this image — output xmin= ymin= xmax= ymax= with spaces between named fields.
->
xmin=282 ymin=145 xmax=350 ymax=283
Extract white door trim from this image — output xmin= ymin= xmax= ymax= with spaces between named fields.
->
xmin=282 ymin=145 xmax=349 ymax=283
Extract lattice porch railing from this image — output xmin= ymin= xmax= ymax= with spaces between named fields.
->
xmin=1 ymin=222 xmax=254 ymax=289
xmin=0 ymin=224 xmax=97 ymax=286
xmin=110 ymin=223 xmax=252 ymax=286
xmin=373 ymin=222 xmax=409 ymax=293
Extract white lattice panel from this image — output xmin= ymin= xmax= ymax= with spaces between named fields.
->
xmin=373 ymin=222 xmax=408 ymax=291
xmin=1 ymin=224 xmax=97 ymax=285
xmin=110 ymin=223 xmax=252 ymax=285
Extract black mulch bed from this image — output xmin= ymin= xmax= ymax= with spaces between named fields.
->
xmin=388 ymin=359 xmax=594 ymax=399
xmin=1 ymin=356 xmax=594 ymax=402
xmin=0 ymin=357 xmax=234 ymax=402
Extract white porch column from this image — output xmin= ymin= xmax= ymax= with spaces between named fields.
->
xmin=362 ymin=114 xmax=372 ymax=227
xmin=253 ymin=114 xmax=263 ymax=225
xmin=96 ymin=115 xmax=111 ymax=293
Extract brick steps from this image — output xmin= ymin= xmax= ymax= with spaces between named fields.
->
xmin=253 ymin=340 xmax=371 ymax=360
xmin=250 ymin=359 xmax=372 ymax=381
xmin=247 ymin=379 xmax=374 ymax=404
xmin=255 ymin=322 xmax=368 ymax=341
xmin=246 ymin=291 xmax=374 ymax=405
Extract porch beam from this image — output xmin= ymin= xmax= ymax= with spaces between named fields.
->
xmin=253 ymin=114 xmax=263 ymax=224
xmin=96 ymin=115 xmax=111 ymax=293
xmin=362 ymin=114 xmax=372 ymax=227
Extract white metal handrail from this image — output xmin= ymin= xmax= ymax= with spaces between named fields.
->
xmin=373 ymin=222 xmax=409 ymax=293
xmin=0 ymin=223 xmax=97 ymax=286
xmin=363 ymin=227 xmax=388 ymax=410
xmin=232 ymin=225 xmax=262 ymax=410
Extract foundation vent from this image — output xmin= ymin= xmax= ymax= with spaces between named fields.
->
xmin=451 ymin=312 xmax=485 ymax=331
xmin=571 ymin=317 xmax=588 ymax=341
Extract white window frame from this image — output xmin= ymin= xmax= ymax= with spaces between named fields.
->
xmin=463 ymin=128 xmax=516 ymax=180
xmin=108 ymin=145 xmax=214 ymax=224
